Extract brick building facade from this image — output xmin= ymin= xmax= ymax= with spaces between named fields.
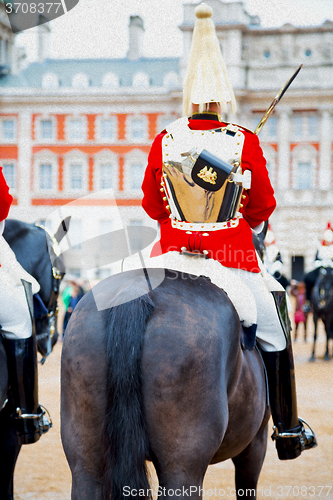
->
xmin=0 ymin=1 xmax=332 ymax=279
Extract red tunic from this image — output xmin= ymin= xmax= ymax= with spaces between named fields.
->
xmin=0 ymin=167 xmax=13 ymax=222
xmin=142 ymin=115 xmax=276 ymax=273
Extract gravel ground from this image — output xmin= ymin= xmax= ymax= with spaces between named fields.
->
xmin=13 ymin=314 xmax=333 ymax=500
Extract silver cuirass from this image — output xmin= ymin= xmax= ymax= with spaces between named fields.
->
xmin=161 ymin=117 xmax=249 ymax=224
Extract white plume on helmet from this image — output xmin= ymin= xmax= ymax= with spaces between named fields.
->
xmin=183 ymin=3 xmax=237 ymax=116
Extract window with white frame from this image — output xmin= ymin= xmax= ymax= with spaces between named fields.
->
xmin=2 ymin=162 xmax=15 ymax=190
xmin=94 ymin=150 xmax=118 ymax=192
xmin=292 ymin=113 xmax=319 ymax=139
xmin=99 ymin=164 xmax=113 ymax=190
xmin=125 ymin=149 xmax=147 ymax=191
xmin=127 ymin=116 xmax=147 ymax=142
xmin=132 ymin=72 xmax=150 ymax=88
xmin=297 ymin=162 xmax=312 ymax=190
xmin=67 ymin=117 xmax=86 ymax=142
xmin=252 ymin=114 xmax=277 ymax=139
xmin=99 ymin=116 xmax=117 ymax=142
xmin=308 ymin=115 xmax=318 ymax=134
xmin=72 ymin=73 xmax=89 ymax=89
xmin=39 ymin=163 xmax=53 ymax=190
xmin=158 ymin=115 xmax=175 ymax=133
xmin=163 ymin=71 xmax=179 ymax=88
xmin=292 ymin=145 xmax=317 ymax=191
xmin=64 ymin=152 xmax=88 ymax=193
xmin=130 ymin=162 xmax=145 ymax=190
xmin=34 ymin=151 xmax=57 ymax=193
xmin=39 ymin=119 xmax=54 ymax=141
xmin=128 ymin=219 xmax=143 ymax=253
xmin=69 ymin=163 xmax=83 ymax=190
xmin=261 ymin=145 xmax=277 ymax=184
xmin=42 ymin=72 xmax=59 ymax=89
xmin=102 ymin=72 xmax=119 ymax=88
xmin=1 ymin=118 xmax=16 ymax=141
xmin=293 ymin=115 xmax=303 ymax=138
xmin=266 ymin=116 xmax=277 ymax=138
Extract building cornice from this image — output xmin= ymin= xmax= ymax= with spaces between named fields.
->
xmin=179 ymin=21 xmax=333 ymax=36
xmin=0 ymin=88 xmax=183 ymax=105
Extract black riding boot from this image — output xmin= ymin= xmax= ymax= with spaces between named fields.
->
xmin=3 ymin=279 xmax=52 ymax=445
xmin=4 ymin=336 xmax=52 ymax=445
xmin=261 ymin=291 xmax=317 ymax=460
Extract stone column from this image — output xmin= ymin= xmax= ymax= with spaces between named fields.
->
xmin=318 ymin=109 xmax=332 ymax=190
xmin=276 ymin=107 xmax=292 ymax=191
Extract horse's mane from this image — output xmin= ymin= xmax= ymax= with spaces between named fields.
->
xmin=3 ymin=219 xmax=32 ymax=244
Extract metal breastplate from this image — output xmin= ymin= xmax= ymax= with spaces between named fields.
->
xmin=162 ymin=118 xmax=250 ymax=223
xmin=161 ymin=118 xmax=247 ymax=224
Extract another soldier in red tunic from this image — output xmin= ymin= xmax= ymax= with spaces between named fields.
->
xmin=0 ymin=167 xmax=51 ymax=444
xmin=142 ymin=3 xmax=316 ymax=460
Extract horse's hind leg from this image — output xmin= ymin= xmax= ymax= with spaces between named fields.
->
xmin=149 ymin=409 xmax=226 ymax=500
xmin=0 ymin=406 xmax=21 ymax=500
xmin=232 ymin=420 xmax=268 ymax=500
xmin=61 ymin=320 xmax=107 ymax=500
xmin=144 ymin=359 xmax=228 ymax=500
xmin=324 ymin=337 xmax=330 ymax=361
xmin=310 ymin=316 xmax=318 ymax=362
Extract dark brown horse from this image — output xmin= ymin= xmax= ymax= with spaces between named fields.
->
xmin=309 ymin=266 xmax=333 ymax=361
xmin=0 ymin=218 xmax=69 ymax=500
xmin=61 ymin=267 xmax=270 ymax=500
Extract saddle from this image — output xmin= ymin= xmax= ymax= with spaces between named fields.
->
xmin=121 ymin=250 xmax=258 ymax=346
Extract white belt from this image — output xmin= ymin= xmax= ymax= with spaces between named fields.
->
xmin=170 ymin=213 xmax=242 ymax=232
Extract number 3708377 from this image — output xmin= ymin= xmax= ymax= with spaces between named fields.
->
xmin=5 ymin=3 xmax=62 ymax=14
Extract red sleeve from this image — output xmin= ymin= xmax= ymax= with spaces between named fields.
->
xmin=0 ymin=167 xmax=13 ymax=221
xmin=240 ymin=132 xmax=276 ymax=228
xmin=141 ymin=132 xmax=170 ymax=224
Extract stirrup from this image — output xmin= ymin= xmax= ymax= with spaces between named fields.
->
xmin=13 ymin=404 xmax=52 ymax=445
xmin=272 ymin=418 xmax=317 ymax=460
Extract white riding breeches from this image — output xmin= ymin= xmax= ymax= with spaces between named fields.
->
xmin=230 ymin=265 xmax=287 ymax=352
xmin=121 ymin=250 xmax=289 ymax=353
xmin=0 ymin=234 xmax=40 ymax=340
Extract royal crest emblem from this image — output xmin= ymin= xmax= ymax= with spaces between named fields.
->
xmin=197 ymin=166 xmax=217 ymax=185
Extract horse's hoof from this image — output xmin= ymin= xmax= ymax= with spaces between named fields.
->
xmin=309 ymin=355 xmax=315 ymax=362
xmin=324 ymin=355 xmax=330 ymax=361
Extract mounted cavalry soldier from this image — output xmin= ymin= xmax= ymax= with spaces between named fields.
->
xmin=304 ymin=221 xmax=333 ymax=304
xmin=0 ymin=168 xmax=51 ymax=444
xmin=264 ymin=223 xmax=290 ymax=290
xmin=142 ymin=3 xmax=316 ymax=460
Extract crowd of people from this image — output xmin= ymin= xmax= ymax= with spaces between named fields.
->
xmin=264 ymin=221 xmax=333 ymax=343
xmin=60 ymin=277 xmax=86 ymax=336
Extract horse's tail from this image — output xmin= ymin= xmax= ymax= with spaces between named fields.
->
xmin=102 ymin=285 xmax=155 ymax=500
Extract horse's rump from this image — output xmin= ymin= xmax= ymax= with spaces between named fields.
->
xmin=61 ymin=268 xmax=267 ymax=500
